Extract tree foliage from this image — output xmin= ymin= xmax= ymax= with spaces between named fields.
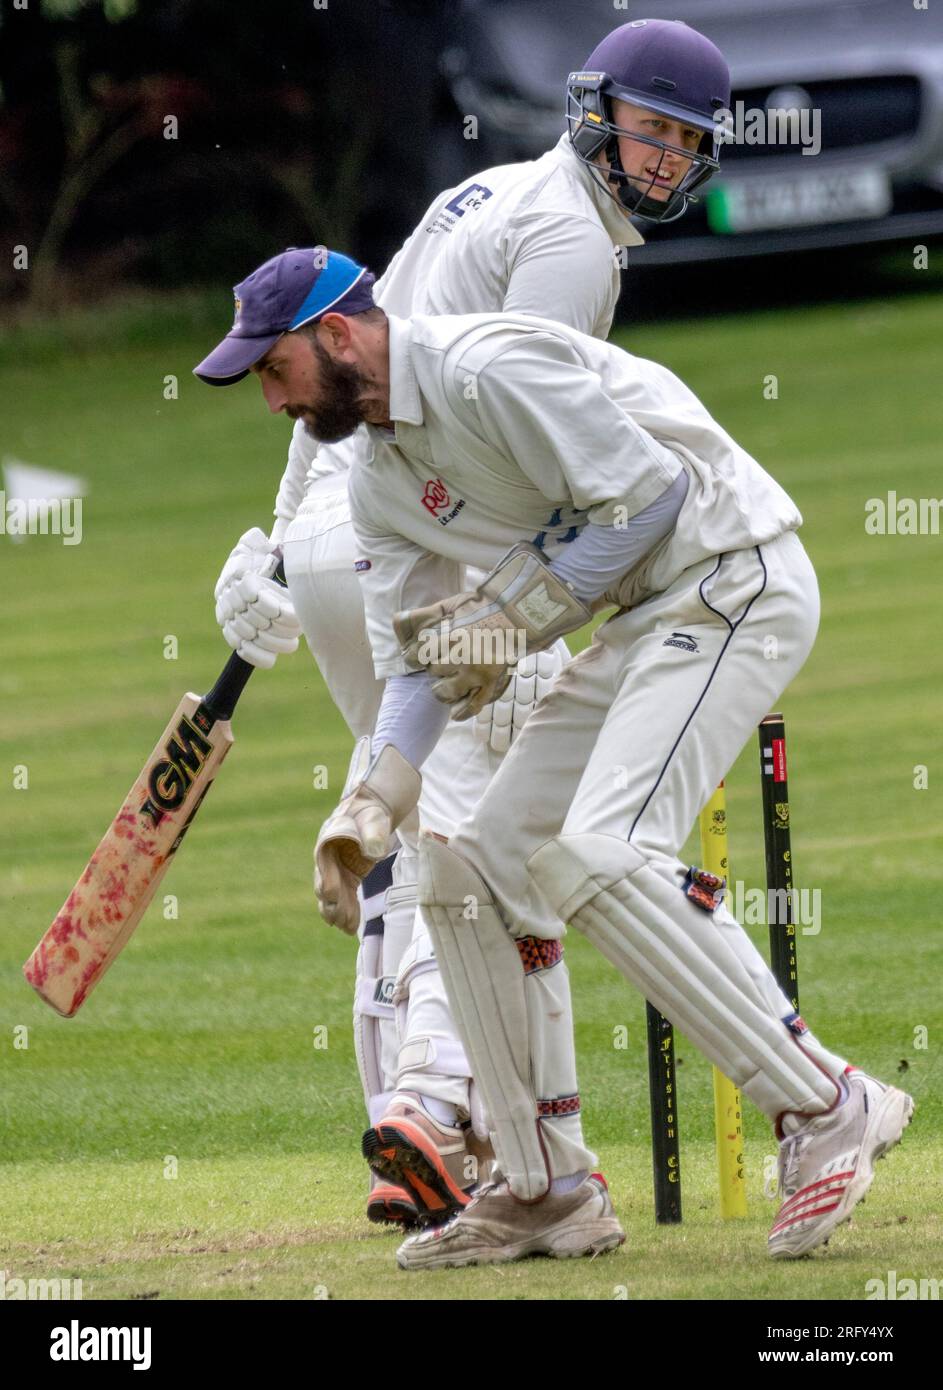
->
xmin=0 ymin=0 xmax=444 ymax=309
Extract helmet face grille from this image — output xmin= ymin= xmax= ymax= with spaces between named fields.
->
xmin=566 ymin=81 xmax=721 ymax=225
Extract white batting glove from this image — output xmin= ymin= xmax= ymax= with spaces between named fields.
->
xmin=475 ymin=646 xmax=567 ymax=755
xmin=214 ymin=528 xmax=275 ymax=598
xmin=214 ymin=528 xmax=301 ymax=670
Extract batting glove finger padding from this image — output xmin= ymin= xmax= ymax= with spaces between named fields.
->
xmin=256 ymin=622 xmax=302 ymax=648
xmin=224 ymin=613 xmax=259 ymax=644
xmin=474 ymin=645 xmax=568 ymax=754
xmin=214 ymin=589 xmax=239 ymax=626
xmin=215 ymin=529 xmax=298 ymax=667
xmin=217 ymin=571 xmax=301 ymax=668
xmin=233 ymin=638 xmax=278 ymax=671
xmin=248 ymin=584 xmax=282 ymax=622
xmin=241 ymin=618 xmax=300 ymax=651
xmin=213 ymin=527 xmax=277 ymax=601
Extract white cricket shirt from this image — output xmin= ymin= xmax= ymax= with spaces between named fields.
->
xmin=271 ymin=135 xmax=644 ymax=534
xmin=348 ymin=312 xmax=803 ymax=677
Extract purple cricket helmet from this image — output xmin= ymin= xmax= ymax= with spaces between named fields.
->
xmin=567 ymin=18 xmax=731 ymax=224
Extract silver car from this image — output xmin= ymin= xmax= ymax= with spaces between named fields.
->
xmin=438 ymin=0 xmax=943 ymax=263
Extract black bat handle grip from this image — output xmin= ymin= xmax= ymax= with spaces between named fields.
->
xmin=202 ymin=652 xmax=255 ymax=722
xmin=200 ymin=553 xmax=288 ymax=723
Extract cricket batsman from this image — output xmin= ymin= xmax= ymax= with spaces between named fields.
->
xmin=197 ymin=19 xmax=734 ymax=1229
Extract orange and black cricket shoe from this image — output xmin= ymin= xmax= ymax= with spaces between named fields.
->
xmin=366 ymin=1173 xmax=421 ymax=1228
xmin=362 ymin=1092 xmax=482 ymax=1226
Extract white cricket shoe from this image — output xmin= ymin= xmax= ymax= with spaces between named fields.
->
xmin=396 ymin=1172 xmax=624 ymax=1270
xmin=768 ymin=1068 xmax=914 ymax=1259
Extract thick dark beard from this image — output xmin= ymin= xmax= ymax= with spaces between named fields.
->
xmin=289 ymin=338 xmax=369 ymax=443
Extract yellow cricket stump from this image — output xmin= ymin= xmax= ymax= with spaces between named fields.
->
xmin=699 ymin=782 xmax=748 ymax=1219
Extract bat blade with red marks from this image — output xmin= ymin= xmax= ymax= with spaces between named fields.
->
xmin=23 ymin=652 xmax=257 ymax=1017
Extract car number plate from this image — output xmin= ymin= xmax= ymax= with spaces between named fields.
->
xmin=706 ymin=167 xmax=892 ymax=234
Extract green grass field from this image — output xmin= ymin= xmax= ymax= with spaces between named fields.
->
xmin=2 ymin=290 xmax=941 ymax=1301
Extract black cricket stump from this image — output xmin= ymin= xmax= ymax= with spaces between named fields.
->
xmin=646 ymin=1001 xmax=682 ymax=1223
xmin=758 ymin=713 xmax=799 ymax=1011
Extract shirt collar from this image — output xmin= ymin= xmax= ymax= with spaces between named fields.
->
xmin=385 ymin=313 xmax=424 ymax=427
xmin=553 ymin=133 xmax=645 ymax=249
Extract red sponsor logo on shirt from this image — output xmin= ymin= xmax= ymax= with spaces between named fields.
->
xmin=421 ymin=477 xmax=450 ymax=516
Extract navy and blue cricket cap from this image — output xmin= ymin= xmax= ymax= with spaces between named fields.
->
xmin=194 ymin=247 xmax=376 ymax=386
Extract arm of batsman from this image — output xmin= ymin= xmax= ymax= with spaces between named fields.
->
xmin=314 ymin=736 xmax=422 ymax=935
xmin=393 ymin=542 xmax=591 ymax=722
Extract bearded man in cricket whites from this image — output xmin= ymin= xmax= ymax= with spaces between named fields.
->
xmin=286 ymin=274 xmax=913 ymax=1267
xmin=197 ymin=19 xmax=733 ymax=1230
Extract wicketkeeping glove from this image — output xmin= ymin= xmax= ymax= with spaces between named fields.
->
xmin=214 ymin=527 xmax=302 ymax=670
xmin=314 ymin=737 xmax=422 ymax=935
xmin=394 ymin=542 xmax=591 ymax=721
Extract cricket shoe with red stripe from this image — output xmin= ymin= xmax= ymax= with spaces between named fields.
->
xmin=395 ymin=1171 xmax=625 ymax=1270
xmin=768 ymin=1068 xmax=914 ymax=1259
xmin=366 ymin=1173 xmax=420 ymax=1229
xmin=362 ymin=1093 xmax=482 ymax=1227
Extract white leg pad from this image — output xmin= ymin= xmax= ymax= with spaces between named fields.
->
xmin=353 ymin=929 xmax=389 ymax=1104
xmin=386 ymin=894 xmax=474 ymax=1111
xmin=352 ymin=852 xmax=411 ymax=1113
xmin=707 ymin=890 xmax=848 ymax=1086
xmin=418 ymin=833 xmax=551 ymax=1199
xmin=529 ymin=833 xmax=840 ymax=1119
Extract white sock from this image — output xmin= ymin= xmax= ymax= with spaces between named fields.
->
xmin=782 ymin=1072 xmax=851 ymax=1135
xmin=419 ymin=1095 xmax=458 ymax=1127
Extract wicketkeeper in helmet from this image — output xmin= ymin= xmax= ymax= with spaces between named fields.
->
xmin=198 ymin=19 xmax=733 ymax=1232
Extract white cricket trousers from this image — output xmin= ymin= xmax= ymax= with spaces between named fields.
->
xmin=448 ymin=530 xmax=847 ymax=1177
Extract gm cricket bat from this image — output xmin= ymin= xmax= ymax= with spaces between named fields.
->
xmin=23 ymin=651 xmax=258 ymax=1017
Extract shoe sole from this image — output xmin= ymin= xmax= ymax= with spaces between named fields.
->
xmin=397 ymin=1224 xmax=625 ymax=1271
xmin=362 ymin=1119 xmax=471 ymax=1226
xmin=366 ymin=1184 xmax=421 ymax=1229
xmin=769 ymin=1086 xmax=915 ymax=1259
